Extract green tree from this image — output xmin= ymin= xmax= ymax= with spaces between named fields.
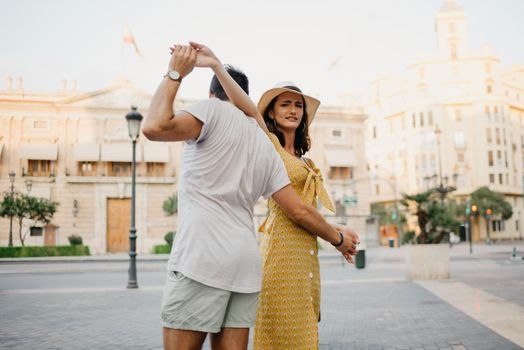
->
xmin=470 ymin=186 xmax=512 ymax=220
xmin=401 ymin=189 xmax=459 ymax=244
xmin=163 ymin=194 xmax=178 ymax=216
xmin=0 ymin=193 xmax=18 ymax=247
xmin=3 ymin=194 xmax=58 ymax=247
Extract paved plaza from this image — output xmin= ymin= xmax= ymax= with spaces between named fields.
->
xmin=1 ymin=243 xmax=523 ymax=349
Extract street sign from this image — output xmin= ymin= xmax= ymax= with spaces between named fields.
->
xmin=343 ymin=195 xmax=358 ymax=207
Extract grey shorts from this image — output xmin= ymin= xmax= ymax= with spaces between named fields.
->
xmin=160 ymin=271 xmax=259 ymax=333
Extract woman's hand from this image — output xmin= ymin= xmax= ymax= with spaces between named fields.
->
xmin=167 ymin=44 xmax=197 ymax=79
xmin=188 ymin=41 xmax=221 ymax=69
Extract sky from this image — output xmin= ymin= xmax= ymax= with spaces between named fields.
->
xmin=1 ymin=0 xmax=524 ymax=106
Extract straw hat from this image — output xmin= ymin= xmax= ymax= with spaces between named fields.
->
xmin=257 ymin=82 xmax=320 ymax=126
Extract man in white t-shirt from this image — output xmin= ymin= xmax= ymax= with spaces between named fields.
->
xmin=143 ymin=45 xmax=359 ymax=350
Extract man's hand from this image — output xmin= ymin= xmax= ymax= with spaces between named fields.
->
xmin=167 ymin=45 xmax=197 ymax=79
xmin=188 ymin=41 xmax=221 ymax=69
xmin=333 ymin=225 xmax=360 ymax=264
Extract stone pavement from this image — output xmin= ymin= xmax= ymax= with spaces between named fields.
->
xmin=1 ymin=242 xmax=523 ymax=349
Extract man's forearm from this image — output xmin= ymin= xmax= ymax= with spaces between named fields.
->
xmin=144 ymin=79 xmax=181 ymax=134
xmin=291 ymin=204 xmax=340 ymax=245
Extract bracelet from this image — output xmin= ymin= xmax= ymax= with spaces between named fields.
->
xmin=331 ymin=231 xmax=344 ymax=247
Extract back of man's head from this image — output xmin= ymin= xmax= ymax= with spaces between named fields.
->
xmin=209 ymin=65 xmax=249 ymax=101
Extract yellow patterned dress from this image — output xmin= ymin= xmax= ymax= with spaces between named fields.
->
xmin=253 ymin=132 xmax=334 ymax=350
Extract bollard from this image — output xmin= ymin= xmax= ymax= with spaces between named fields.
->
xmin=356 ymin=249 xmax=365 ymax=269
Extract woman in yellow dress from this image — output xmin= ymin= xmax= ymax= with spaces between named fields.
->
xmin=187 ymin=41 xmax=359 ymax=350
xmin=252 ymin=83 xmax=337 ymax=349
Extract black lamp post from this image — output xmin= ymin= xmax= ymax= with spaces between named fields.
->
xmin=125 ymin=106 xmax=143 ymax=289
xmin=8 ymin=171 xmax=15 ymax=247
xmin=434 ymin=126 xmax=457 ymax=202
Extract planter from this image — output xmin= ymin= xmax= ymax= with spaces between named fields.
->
xmin=405 ymin=244 xmax=450 ymax=280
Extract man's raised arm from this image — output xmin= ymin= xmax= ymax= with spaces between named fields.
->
xmin=143 ymin=45 xmax=202 ymax=142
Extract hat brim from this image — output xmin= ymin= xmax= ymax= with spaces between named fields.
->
xmin=257 ymin=87 xmax=320 ymax=126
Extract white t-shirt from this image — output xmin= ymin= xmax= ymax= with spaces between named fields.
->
xmin=167 ymin=98 xmax=290 ymax=293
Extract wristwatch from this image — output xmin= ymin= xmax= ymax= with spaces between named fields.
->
xmin=164 ymin=70 xmax=182 ymax=82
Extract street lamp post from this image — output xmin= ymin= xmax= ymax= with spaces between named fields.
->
xmin=8 ymin=171 xmax=15 ymax=247
xmin=125 ymin=106 xmax=143 ymax=289
xmin=434 ymin=126 xmax=457 ymax=202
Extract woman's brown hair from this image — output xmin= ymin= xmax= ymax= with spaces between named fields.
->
xmin=262 ymin=86 xmax=311 ymax=157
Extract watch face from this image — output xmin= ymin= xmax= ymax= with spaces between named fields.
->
xmin=168 ymin=70 xmax=180 ymax=80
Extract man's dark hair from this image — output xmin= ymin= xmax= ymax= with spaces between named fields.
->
xmin=209 ymin=65 xmax=249 ymax=101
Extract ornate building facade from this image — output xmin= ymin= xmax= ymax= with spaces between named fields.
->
xmin=0 ymin=77 xmax=373 ymax=252
xmin=365 ymin=0 xmax=524 ymax=241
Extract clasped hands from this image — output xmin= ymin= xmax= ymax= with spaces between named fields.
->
xmin=334 ymin=226 xmax=360 ymax=264
xmin=167 ymin=41 xmax=220 ymax=80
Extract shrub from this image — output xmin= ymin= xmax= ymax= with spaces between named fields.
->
xmin=68 ymin=235 xmax=83 ymax=246
xmin=0 ymin=245 xmax=90 ymax=258
xmin=152 ymin=244 xmax=171 ymax=254
xmin=164 ymin=231 xmax=175 ymax=246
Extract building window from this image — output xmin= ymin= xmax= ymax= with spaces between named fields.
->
xmin=412 ymin=114 xmax=416 ymax=128
xmin=109 ymin=162 xmax=132 ymax=177
xmin=449 ymin=22 xmax=456 ymax=33
xmin=457 ymin=152 xmax=464 ymax=163
xmin=375 ymin=184 xmax=380 ymax=195
xmin=28 ymin=160 xmax=51 ymax=177
xmin=485 ymin=62 xmax=491 ymax=74
xmin=517 ymin=220 xmax=519 ymax=232
xmin=489 ymin=174 xmax=495 ymax=184
xmin=497 ymin=150 xmax=502 ymax=166
xmin=486 ymin=85 xmax=493 ymax=94
xmin=492 ymin=220 xmax=504 ymax=232
xmin=146 ymin=163 xmax=165 ymax=177
xmin=455 ymin=109 xmax=462 ymax=122
xmin=329 ymin=167 xmax=353 ymax=180
xmin=494 ymin=106 xmax=499 ymax=114
xmin=488 ymin=151 xmax=494 ymax=166
xmin=332 ymin=130 xmax=342 ymax=137
xmin=373 ymin=126 xmax=377 ymax=139
xmin=450 ymin=42 xmax=457 ymax=60
xmin=78 ymin=162 xmax=97 ymax=176
xmin=430 ymin=154 xmax=436 ymax=169
xmin=499 ymin=173 xmax=503 ymax=184
xmin=33 ymin=120 xmax=48 ymax=129
xmin=485 ymin=105 xmax=490 ymax=116
xmin=495 ymin=128 xmax=500 ymax=144
xmin=30 ymin=227 xmax=43 ymax=237
xmin=421 ymin=154 xmax=427 ymax=169
xmin=454 ymin=131 xmax=465 ymax=149
xmin=419 ymin=112 xmax=424 ymax=127
xmin=428 ymin=111 xmax=433 ymax=125
xmin=487 ymin=128 xmax=492 ymax=143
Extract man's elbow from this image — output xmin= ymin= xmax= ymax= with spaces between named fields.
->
xmin=141 ymin=125 xmax=157 ymax=140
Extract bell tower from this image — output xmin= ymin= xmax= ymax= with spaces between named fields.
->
xmin=435 ymin=0 xmax=469 ymax=60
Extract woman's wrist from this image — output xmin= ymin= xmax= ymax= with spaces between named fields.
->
xmin=331 ymin=231 xmax=344 ymax=247
xmin=210 ymin=59 xmax=223 ymax=71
